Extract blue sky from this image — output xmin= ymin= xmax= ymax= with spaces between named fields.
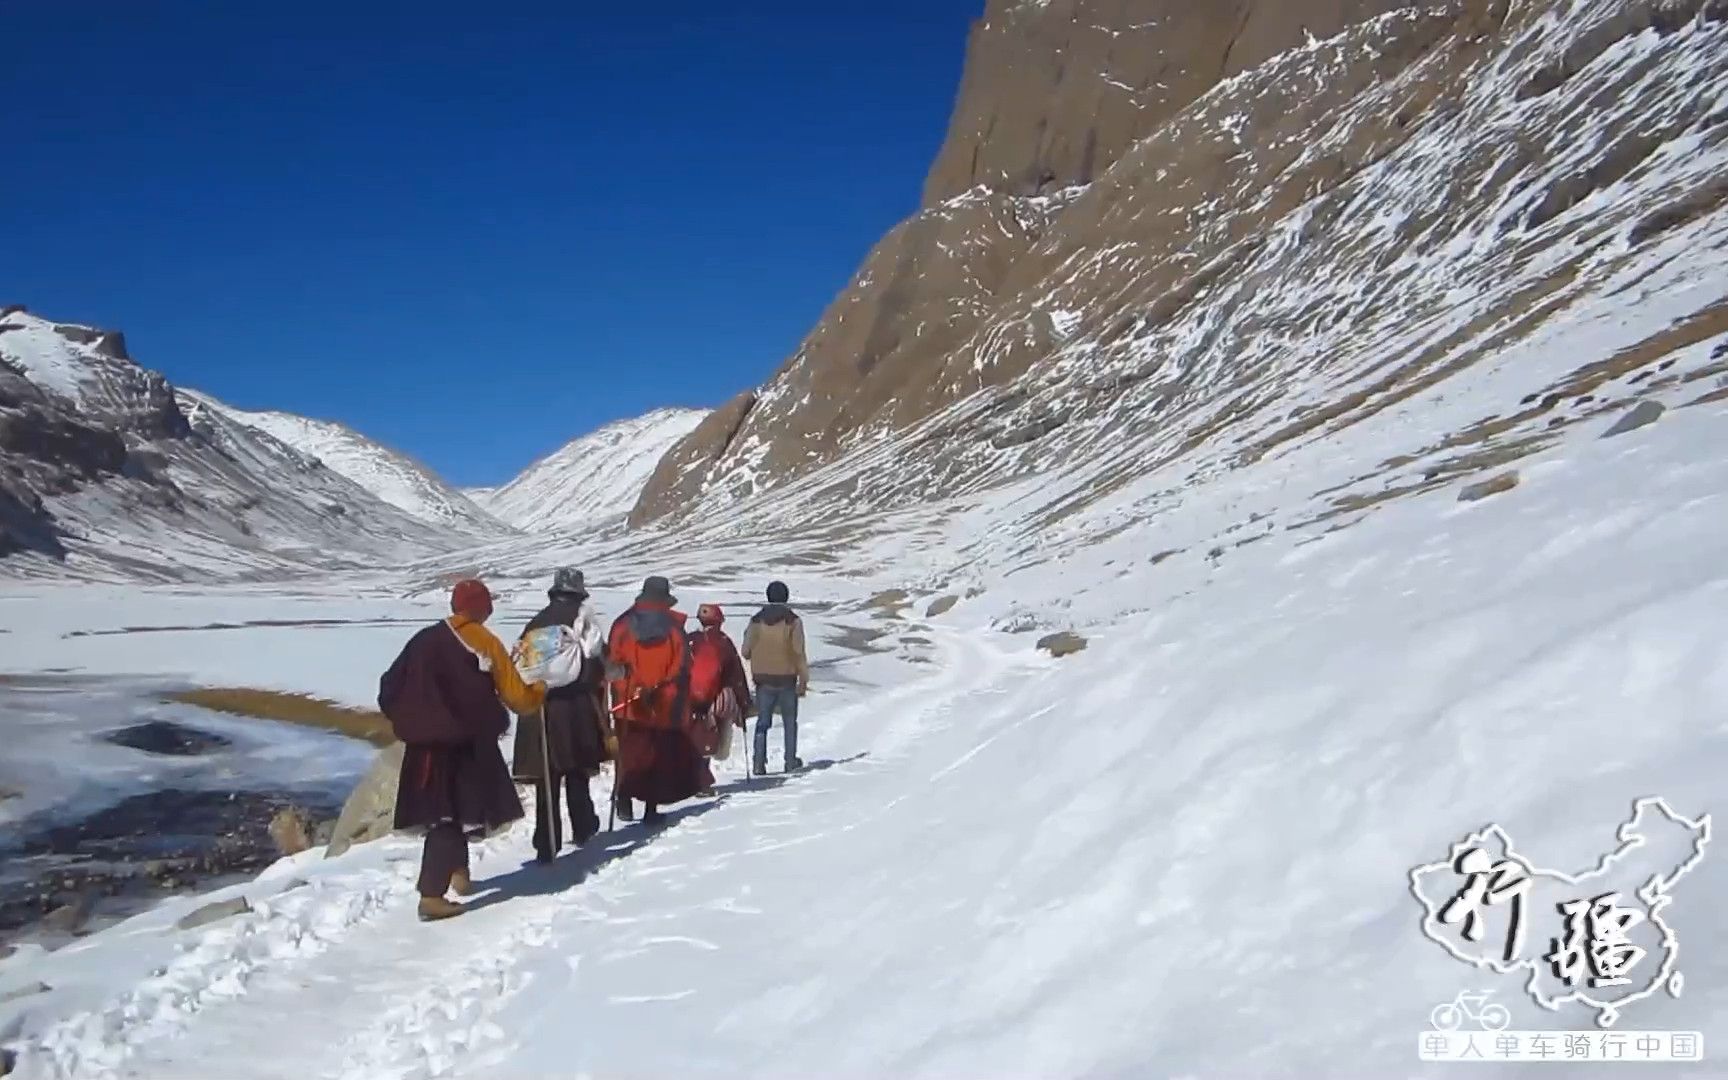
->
xmin=0 ymin=2 xmax=980 ymax=487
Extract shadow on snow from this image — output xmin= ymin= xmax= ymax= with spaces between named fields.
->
xmin=465 ymin=753 xmax=871 ymax=911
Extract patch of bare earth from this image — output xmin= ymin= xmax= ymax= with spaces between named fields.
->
xmin=167 ymin=688 xmax=393 ymax=748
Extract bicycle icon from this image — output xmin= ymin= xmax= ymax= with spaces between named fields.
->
xmin=1430 ymin=991 xmax=1511 ymax=1032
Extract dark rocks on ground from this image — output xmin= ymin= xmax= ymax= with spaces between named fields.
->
xmin=1602 ymin=399 xmax=1665 ymax=438
xmin=268 ymin=806 xmax=314 ymax=857
xmin=1458 ymin=471 xmax=1521 ymax=502
xmin=103 ymin=719 xmax=232 ymax=756
xmin=325 ymin=742 xmax=405 ymax=858
xmin=1 ymin=787 xmax=343 ymax=945
xmin=1038 ymin=632 xmax=1089 ymax=658
xmin=176 ymin=896 xmax=251 ymax=932
xmin=926 ymin=594 xmax=960 ymax=617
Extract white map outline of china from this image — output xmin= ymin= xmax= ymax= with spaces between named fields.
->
xmin=1409 ymin=797 xmax=1712 ymax=1028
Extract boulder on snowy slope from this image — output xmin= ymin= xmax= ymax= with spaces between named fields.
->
xmin=926 ymin=595 xmax=960 ymax=617
xmin=1038 ymin=632 xmax=1089 ymax=657
xmin=176 ymin=896 xmax=251 ymax=931
xmin=325 ymin=741 xmax=405 ymax=858
xmin=1602 ymin=399 xmax=1665 ymax=438
xmin=268 ymin=806 xmax=314 ymax=857
xmin=1458 ymin=471 xmax=1520 ymax=502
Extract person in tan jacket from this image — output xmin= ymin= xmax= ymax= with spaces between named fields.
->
xmin=740 ymin=580 xmax=809 ymax=774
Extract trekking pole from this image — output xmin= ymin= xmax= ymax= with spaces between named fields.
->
xmin=537 ymin=707 xmax=561 ymax=854
xmin=605 ymin=689 xmax=618 ymax=835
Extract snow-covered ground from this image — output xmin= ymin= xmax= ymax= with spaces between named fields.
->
xmin=1 ymin=388 xmax=1723 ymax=1078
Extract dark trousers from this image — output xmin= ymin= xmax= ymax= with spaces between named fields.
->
xmin=418 ymin=823 xmax=469 ymax=898
xmin=534 ymin=771 xmax=599 ymax=859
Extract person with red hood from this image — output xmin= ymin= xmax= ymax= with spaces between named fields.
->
xmin=378 ymin=579 xmax=546 ymax=921
xmin=688 ymin=603 xmax=753 ymax=794
xmin=606 ymin=576 xmax=704 ymax=827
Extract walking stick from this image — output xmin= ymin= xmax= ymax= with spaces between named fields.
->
xmin=604 ymin=684 xmax=618 ymax=834
xmin=537 ymin=706 xmax=561 ymax=855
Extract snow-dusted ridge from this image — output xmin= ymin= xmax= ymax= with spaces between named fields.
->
xmin=473 ymin=408 xmax=709 ymax=532
xmin=178 ymin=391 xmax=510 ymax=536
xmin=0 ymin=311 xmax=475 ymax=580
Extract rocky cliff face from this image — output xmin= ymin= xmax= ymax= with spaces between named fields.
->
xmin=632 ymin=0 xmax=1728 ymax=535
xmin=921 ymin=0 xmax=1411 ymax=205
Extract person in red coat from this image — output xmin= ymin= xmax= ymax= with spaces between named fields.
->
xmin=689 ymin=603 xmax=753 ymax=793
xmin=607 ymin=576 xmax=704 ymax=827
xmin=379 ymin=579 xmax=545 ymax=921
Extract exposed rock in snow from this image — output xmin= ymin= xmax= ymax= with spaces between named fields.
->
xmin=1458 ymin=471 xmax=1520 ymax=502
xmin=324 ymin=742 xmax=405 ymax=858
xmin=1036 ymin=630 xmax=1088 ymax=656
xmin=479 ymin=408 xmax=708 ymax=533
xmin=1603 ymin=399 xmax=1667 ymax=438
xmin=174 ymin=897 xmax=251 ymax=932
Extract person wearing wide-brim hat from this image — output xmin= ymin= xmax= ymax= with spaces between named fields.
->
xmin=512 ymin=567 xmax=612 ymax=862
xmin=605 ymin=576 xmax=705 ymax=826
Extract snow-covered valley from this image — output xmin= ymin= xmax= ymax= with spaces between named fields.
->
xmin=3 ymin=0 xmax=1727 ymax=1074
xmin=1 ymin=379 xmax=1724 ymax=1077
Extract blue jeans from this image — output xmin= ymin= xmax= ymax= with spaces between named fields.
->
xmin=754 ymin=684 xmax=799 ymax=769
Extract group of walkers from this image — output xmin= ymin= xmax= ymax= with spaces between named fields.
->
xmin=377 ymin=569 xmax=812 ymax=922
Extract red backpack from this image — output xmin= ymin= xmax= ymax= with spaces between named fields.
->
xmin=608 ymin=605 xmax=690 ymax=729
xmin=688 ymin=629 xmax=727 ymax=708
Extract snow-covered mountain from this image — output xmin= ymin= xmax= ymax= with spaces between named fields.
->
xmin=2 ymin=1 xmax=1727 ymax=1075
xmin=0 ymin=310 xmax=474 ymax=580
xmin=634 ymin=0 xmax=1728 ymax=541
xmin=178 ymin=392 xmax=508 ymax=537
xmin=471 ymin=408 xmax=708 ymax=533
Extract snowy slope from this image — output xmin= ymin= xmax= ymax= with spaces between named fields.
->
xmin=179 ymin=391 xmax=509 ymax=536
xmin=1 ymin=393 xmax=1724 ymax=1079
xmin=0 ymin=311 xmax=471 ymax=580
xmin=640 ymin=0 xmax=1728 ymax=542
xmin=1 ymin=0 xmax=1726 ymax=1074
xmin=473 ymin=408 xmax=708 ymax=532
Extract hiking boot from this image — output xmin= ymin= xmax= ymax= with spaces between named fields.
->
xmin=751 ymin=760 xmax=766 ymax=777
xmin=417 ymin=896 xmax=466 ymax=922
xmin=642 ymin=806 xmax=666 ymax=828
xmin=449 ymin=870 xmax=476 ymax=897
xmin=785 ymin=757 xmax=805 ymax=773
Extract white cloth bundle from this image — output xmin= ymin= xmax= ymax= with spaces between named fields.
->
xmin=512 ymin=601 xmax=606 ymax=689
